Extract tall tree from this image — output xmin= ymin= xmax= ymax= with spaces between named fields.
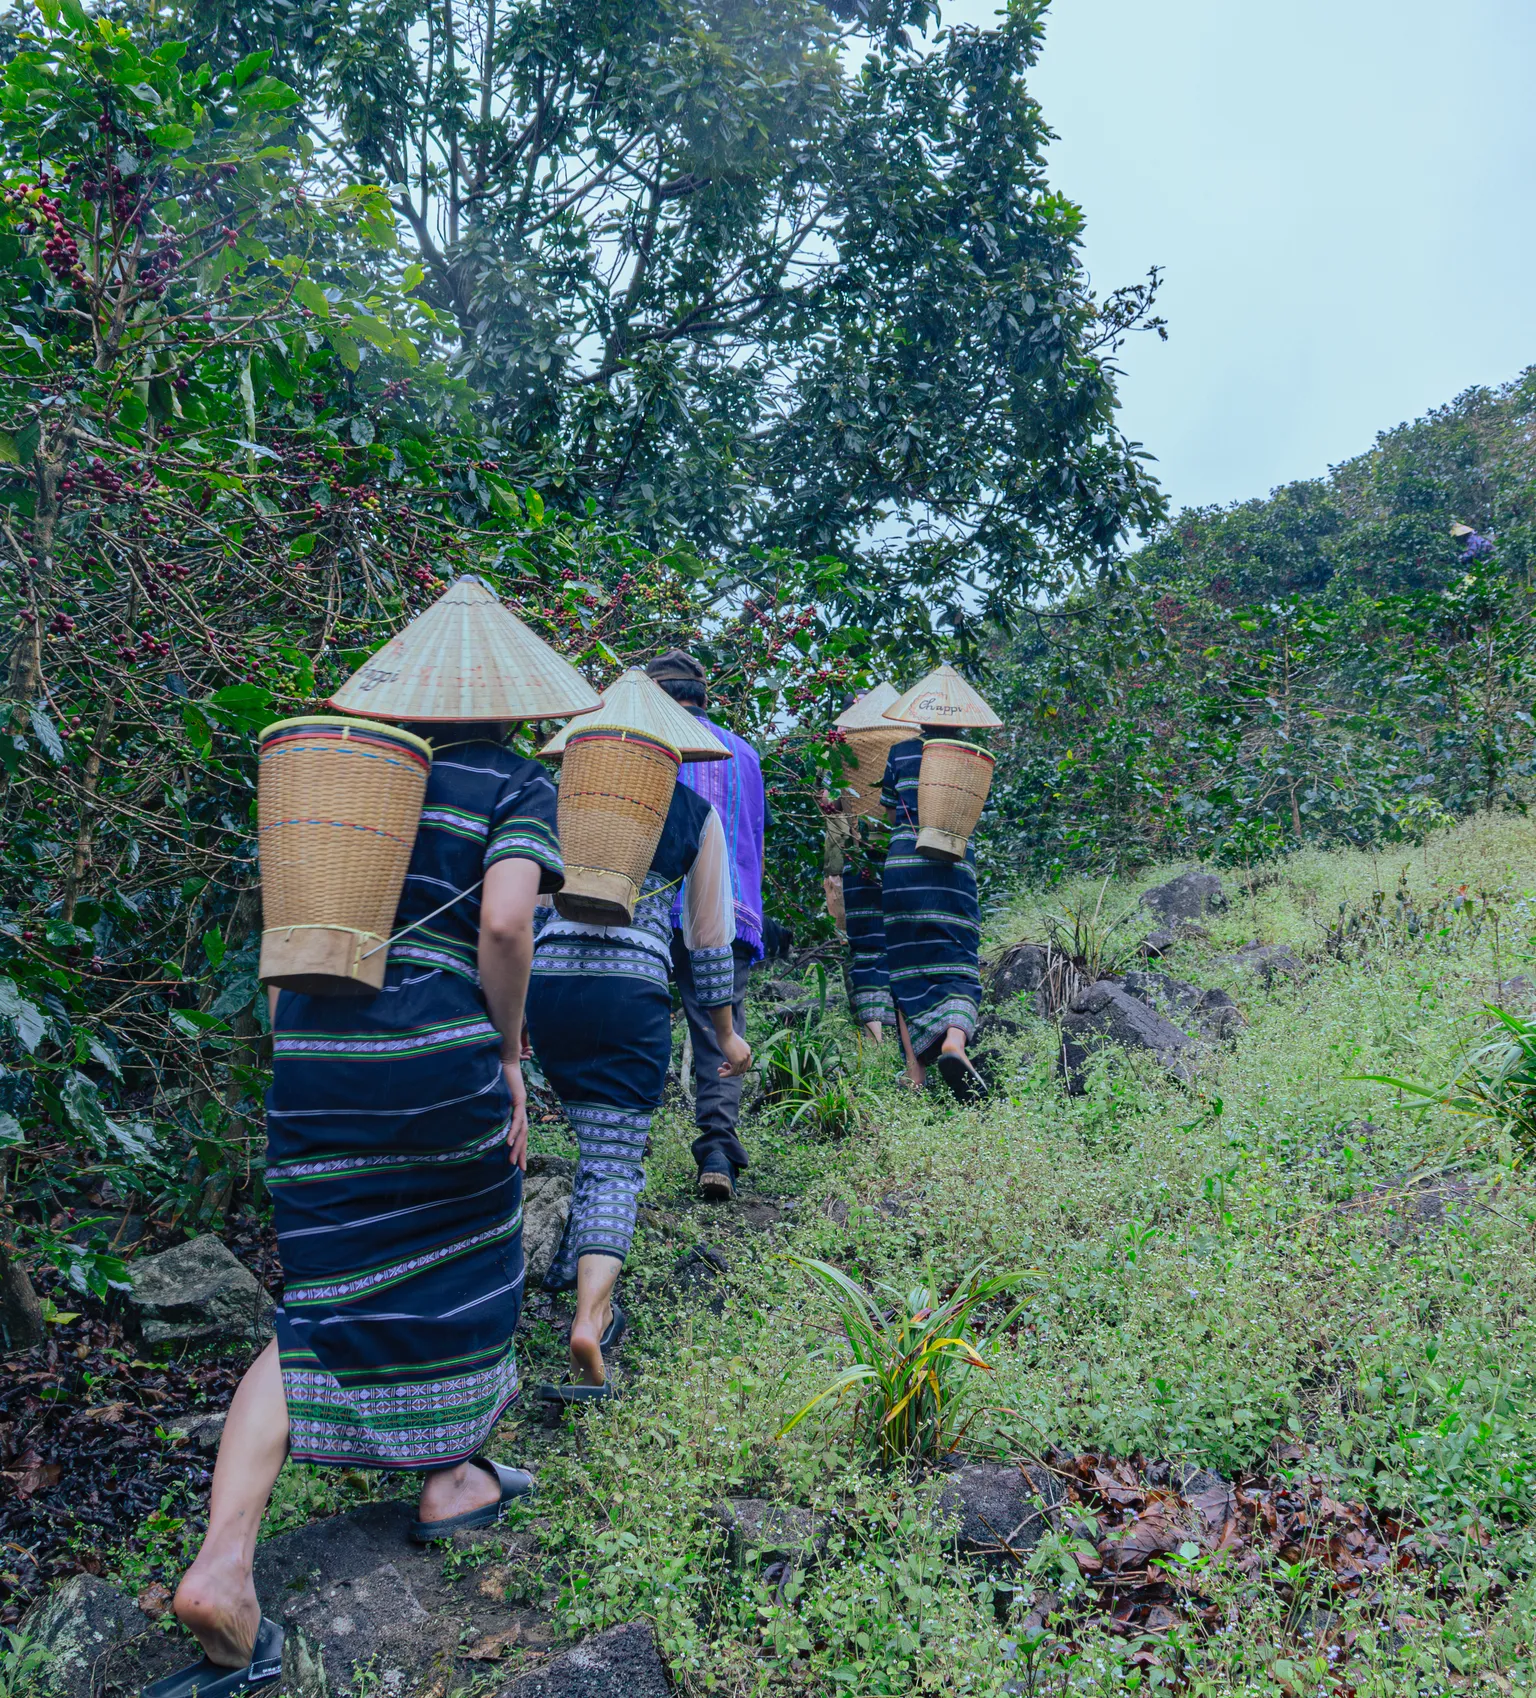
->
xmin=177 ymin=0 xmax=1167 ymax=629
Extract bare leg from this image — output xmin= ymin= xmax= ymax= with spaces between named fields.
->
xmin=568 ymin=1252 xmax=621 ymax=1385
xmin=173 ymin=1340 xmax=288 ymax=1667
xmin=417 ymin=1458 xmax=503 ymax=1522
xmin=939 ymin=1024 xmax=969 ymax=1061
xmin=895 ymin=1009 xmax=926 ymax=1091
xmin=862 ymin=1020 xmax=885 ymax=1045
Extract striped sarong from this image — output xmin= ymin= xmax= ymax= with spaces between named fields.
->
xmin=843 ymin=866 xmax=895 ymax=1027
xmin=879 ymin=738 xmax=982 ymax=1058
xmin=267 ymin=965 xmax=523 ymax=1469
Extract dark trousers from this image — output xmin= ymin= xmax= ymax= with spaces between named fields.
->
xmin=670 ymin=934 xmax=753 ymax=1172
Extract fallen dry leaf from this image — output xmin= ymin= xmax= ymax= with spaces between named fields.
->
xmin=465 ymin=1625 xmax=521 ymax=1661
xmin=137 ymin=1582 xmax=173 ymax=1618
xmin=2 ymin=1450 xmax=61 ymax=1500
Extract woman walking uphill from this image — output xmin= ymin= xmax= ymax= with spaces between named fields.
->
xmin=878 ymin=665 xmax=1000 ymax=1102
xmin=156 ymin=579 xmax=601 ymax=1698
xmin=525 ymin=671 xmax=752 ymax=1401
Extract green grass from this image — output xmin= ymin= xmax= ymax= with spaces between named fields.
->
xmin=228 ymin=813 xmax=1536 ymax=1693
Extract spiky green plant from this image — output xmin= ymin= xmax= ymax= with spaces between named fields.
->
xmin=779 ymin=1257 xmax=1039 ymax=1464
xmin=756 ymin=1025 xmax=863 ymax=1138
xmin=1359 ymin=1002 xmax=1536 ymax=1155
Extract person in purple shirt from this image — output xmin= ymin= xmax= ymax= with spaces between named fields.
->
xmin=645 ymin=650 xmax=766 ymax=1201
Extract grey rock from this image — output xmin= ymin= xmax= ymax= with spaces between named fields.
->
xmin=1140 ymin=871 xmax=1226 ymax=925
xmin=714 ymin=1498 xmax=826 ymax=1568
xmin=988 ymin=943 xmax=1050 ymax=1005
xmin=126 ymin=1235 xmax=272 ymax=1351
xmin=934 ymin=1462 xmax=1065 ymax=1561
xmin=1221 ymin=941 xmax=1304 ymax=985
xmin=22 ymin=1574 xmax=146 ymax=1698
xmin=167 ymin=1409 xmax=227 ymax=1452
xmin=1058 ymin=981 xmax=1194 ymax=1094
xmin=1141 ymin=922 xmax=1208 ymax=957
xmin=525 ymin=1155 xmax=575 ymax=1289
xmin=1119 ymin=971 xmax=1246 ymax=1043
xmin=671 ymin=1244 xmax=728 ymax=1288
xmin=499 ymin=1620 xmax=671 ymax=1697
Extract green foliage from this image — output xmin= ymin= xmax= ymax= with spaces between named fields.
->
xmin=780 ymin=1255 xmax=1035 ymax=1464
xmin=0 ymin=1627 xmax=48 ymax=1698
xmin=1040 ymin=880 xmax=1140 ymax=988
xmin=756 ymin=1022 xmax=864 ymax=1140
xmin=1359 ymin=1002 xmax=1536 ymax=1158
xmin=175 ymin=0 xmax=1168 ymax=625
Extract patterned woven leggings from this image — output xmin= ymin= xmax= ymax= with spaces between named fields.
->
xmin=526 ymin=962 xmax=671 ymax=1289
xmin=546 ymin=1102 xmax=652 ymax=1285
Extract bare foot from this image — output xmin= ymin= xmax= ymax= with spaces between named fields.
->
xmin=901 ymin=1063 xmax=926 ymax=1092
xmin=417 ymin=1459 xmax=502 ymax=1525
xmin=173 ymin=1551 xmax=261 ymax=1669
xmin=569 ymin=1299 xmax=611 ymax=1386
xmin=940 ymin=1025 xmax=968 ymax=1061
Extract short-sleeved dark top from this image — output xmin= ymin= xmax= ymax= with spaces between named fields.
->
xmin=880 ymin=738 xmax=926 ymax=833
xmin=390 ymin=727 xmax=562 ymax=984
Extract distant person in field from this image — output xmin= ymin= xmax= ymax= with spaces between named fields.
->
xmin=645 ymin=650 xmax=767 ymax=1201
xmin=879 ymin=668 xmax=996 ymax=1102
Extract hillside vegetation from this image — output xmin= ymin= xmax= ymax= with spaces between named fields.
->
xmin=987 ymin=373 xmax=1536 ymax=882
xmin=10 ymin=816 xmax=1536 ymax=1695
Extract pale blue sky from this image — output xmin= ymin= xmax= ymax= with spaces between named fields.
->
xmin=940 ymin=0 xmax=1536 ymax=515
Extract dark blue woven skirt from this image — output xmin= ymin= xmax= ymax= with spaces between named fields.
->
xmin=266 ymin=965 xmax=523 ymax=1470
xmin=881 ymin=828 xmax=982 ymax=1058
xmin=525 ymin=963 xmax=671 ymax=1283
xmin=843 ymin=866 xmax=895 ymax=1027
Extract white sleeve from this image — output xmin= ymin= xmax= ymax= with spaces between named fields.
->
xmin=681 ymin=806 xmax=736 ymax=952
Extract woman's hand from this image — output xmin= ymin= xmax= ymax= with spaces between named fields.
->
xmin=717 ymin=1030 xmax=753 ymax=1078
xmin=503 ymin=1057 xmax=528 ymax=1171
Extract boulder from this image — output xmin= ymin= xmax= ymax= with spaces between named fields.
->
xmin=671 ymin=1244 xmax=728 ymax=1290
xmin=934 ymin=1462 xmax=1065 ymax=1561
xmin=714 ymin=1498 xmax=826 ymax=1568
xmin=988 ymin=943 xmax=1050 ymax=1007
xmin=1119 ymin=971 xmax=1245 ymax=1043
xmin=499 ymin=1621 xmax=671 ymax=1697
xmin=22 ymin=1574 xmax=145 ymax=1698
xmin=1140 ymin=872 xmax=1226 ymax=925
xmin=524 ymin=1155 xmax=575 ymax=1289
xmin=126 ymin=1235 xmax=272 ymax=1351
xmin=1058 ymin=982 xmax=1193 ymax=1095
xmin=1221 ymin=941 xmax=1303 ymax=985
xmin=1140 ymin=922 xmax=1208 ymax=957
xmin=166 ymin=1409 xmax=227 ymax=1453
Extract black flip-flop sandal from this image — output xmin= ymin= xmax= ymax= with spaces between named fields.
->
xmin=142 ymin=1617 xmax=284 ymax=1698
xmin=537 ymin=1379 xmax=620 ymax=1405
xmin=408 ymin=1457 xmax=535 ymax=1543
xmin=600 ymin=1298 xmax=626 ymax=1354
xmin=935 ymin=1051 xmax=988 ymax=1103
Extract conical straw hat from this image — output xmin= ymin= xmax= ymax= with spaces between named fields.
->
xmin=834 ymin=682 xmax=903 ymax=732
xmin=884 ymin=663 xmax=1002 ymax=730
xmin=539 ymin=668 xmax=730 ymax=762
xmin=327 ymin=576 xmax=602 ymax=723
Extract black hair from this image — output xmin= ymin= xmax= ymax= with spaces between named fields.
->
xmin=655 ymin=676 xmax=707 ymax=708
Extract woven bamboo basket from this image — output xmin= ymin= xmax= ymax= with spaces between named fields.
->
xmin=257 ymin=717 xmax=432 ymax=996
xmin=915 ymin=739 xmax=995 ymax=862
xmin=842 ymin=726 xmax=908 ymax=818
xmin=555 ymin=726 xmax=681 ymax=924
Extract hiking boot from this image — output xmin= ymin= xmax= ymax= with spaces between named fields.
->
xmin=696 ymin=1157 xmax=736 ymax=1202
